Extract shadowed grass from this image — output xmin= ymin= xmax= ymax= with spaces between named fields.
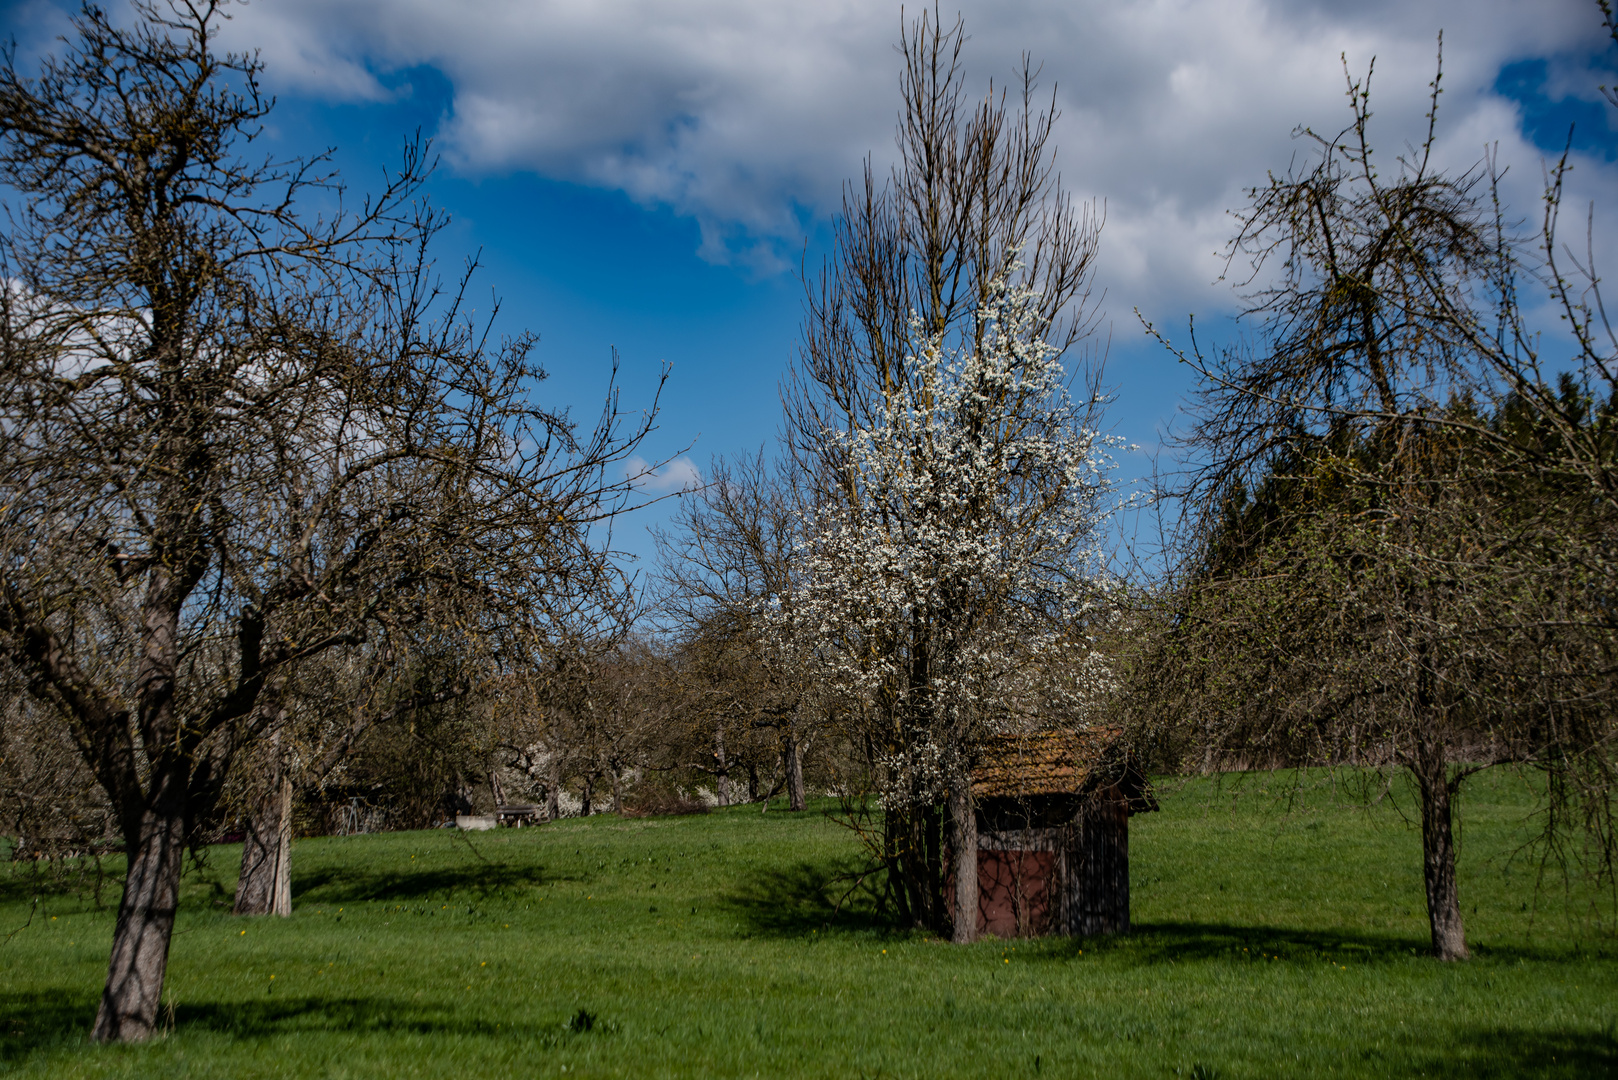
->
xmin=290 ymin=860 xmax=563 ymax=905
xmin=0 ymin=773 xmax=1614 ymax=1078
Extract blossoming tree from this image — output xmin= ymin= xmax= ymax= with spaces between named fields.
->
xmin=780 ymin=274 xmax=1120 ymax=941
xmin=780 ymin=10 xmax=1115 ymax=941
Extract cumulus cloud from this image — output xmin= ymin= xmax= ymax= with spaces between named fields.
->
xmin=625 ymin=454 xmax=703 ymax=494
xmin=200 ymin=0 xmax=1618 ymax=314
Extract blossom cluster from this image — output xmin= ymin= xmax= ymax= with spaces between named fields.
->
xmin=766 ymin=270 xmax=1127 ymax=809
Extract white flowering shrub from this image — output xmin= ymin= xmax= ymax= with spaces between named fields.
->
xmin=685 ymin=785 xmax=723 ymax=808
xmin=552 ymin=789 xmax=587 ymax=818
xmin=772 ymin=271 xmax=1124 ymax=811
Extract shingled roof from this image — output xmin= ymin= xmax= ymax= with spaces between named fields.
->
xmin=971 ymin=728 xmax=1123 ymax=800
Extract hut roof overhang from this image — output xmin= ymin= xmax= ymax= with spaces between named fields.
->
xmin=972 ymin=729 xmax=1156 ymax=813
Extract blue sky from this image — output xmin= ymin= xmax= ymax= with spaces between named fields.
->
xmin=4 ymin=0 xmax=1615 ymax=574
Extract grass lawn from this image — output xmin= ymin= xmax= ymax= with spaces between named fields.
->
xmin=2 ymin=771 xmax=1615 ymax=1078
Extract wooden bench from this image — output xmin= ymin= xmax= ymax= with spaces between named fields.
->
xmin=495 ymin=805 xmax=543 ymax=827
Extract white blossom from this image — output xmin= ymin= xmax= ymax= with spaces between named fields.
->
xmin=767 ymin=267 xmax=1127 ymax=810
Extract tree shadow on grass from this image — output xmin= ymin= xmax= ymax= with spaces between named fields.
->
xmin=0 ymin=989 xmax=600 ymax=1063
xmin=1030 ymin=920 xmax=1603 ymax=966
xmin=292 ymin=862 xmax=572 ymax=905
xmin=718 ymin=860 xmax=1603 ymax=957
xmin=0 ymin=989 xmax=94 ymax=1062
xmin=1416 ymin=1026 xmax=1618 ymax=1079
xmin=173 ymin=996 xmax=568 ymax=1042
xmin=0 ymin=857 xmax=121 ymax=907
xmin=719 ymin=857 xmax=895 ymax=937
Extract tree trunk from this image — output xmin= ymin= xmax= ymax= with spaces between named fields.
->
xmin=234 ymin=708 xmax=292 ymax=917
xmin=948 ymin=775 xmax=978 ymax=943
xmin=924 ymin=804 xmax=945 ymax=930
xmin=489 ymin=768 xmax=507 ymax=809
xmin=891 ymin=809 xmax=924 ymax=929
xmin=1413 ymin=737 xmax=1468 ymax=960
xmin=610 ymin=767 xmax=623 ymax=815
xmin=879 ymin=806 xmax=912 ymax=925
xmin=785 ymin=727 xmax=806 ymax=812
xmin=92 ymin=799 xmax=186 ymax=1042
xmin=581 ymin=775 xmax=593 ymax=816
xmin=898 ymin=803 xmax=948 ymax=933
xmin=545 ymin=758 xmax=561 ymax=820
xmin=233 ymin=771 xmax=292 ymax=917
xmin=746 ymin=761 xmax=760 ymax=803
xmin=714 ymin=727 xmax=730 ymax=807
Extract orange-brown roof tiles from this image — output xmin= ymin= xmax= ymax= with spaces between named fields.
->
xmin=972 ymin=728 xmax=1120 ymax=799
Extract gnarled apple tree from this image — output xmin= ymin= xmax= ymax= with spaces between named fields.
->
xmin=0 ymin=1 xmax=659 ymax=1040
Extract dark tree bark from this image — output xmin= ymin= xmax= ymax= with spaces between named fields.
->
xmin=93 ymin=800 xmax=186 ymax=1042
xmin=784 ymin=727 xmax=806 ymax=812
xmin=883 ymin=813 xmax=913 ymax=926
xmin=1414 ymin=736 xmax=1468 ymax=960
xmin=233 ymin=773 xmax=292 ymax=917
xmin=546 ymin=759 xmax=561 ymax=821
xmin=714 ymin=727 xmax=730 ymax=807
xmin=948 ymin=775 xmax=978 ymax=943
xmin=88 ymin=560 xmax=224 ymax=1036
xmin=895 ymin=802 xmax=949 ymax=934
xmin=235 ymin=699 xmax=292 ymax=918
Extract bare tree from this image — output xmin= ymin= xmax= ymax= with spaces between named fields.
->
xmin=654 ymin=451 xmax=815 ymax=810
xmin=545 ymin=632 xmax=657 ymax=815
xmin=1136 ymin=44 xmax=1617 ymax=960
xmin=232 ymin=582 xmax=517 ymax=912
xmin=0 ymin=1 xmax=661 ymax=1039
xmin=0 ymin=671 xmax=116 ymax=872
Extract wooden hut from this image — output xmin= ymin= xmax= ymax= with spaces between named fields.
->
xmin=967 ymin=729 xmax=1155 ymax=938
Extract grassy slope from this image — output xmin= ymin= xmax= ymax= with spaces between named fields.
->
xmin=1 ymin=772 xmax=1615 ymax=1079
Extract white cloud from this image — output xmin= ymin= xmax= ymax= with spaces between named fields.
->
xmin=625 ymin=454 xmax=703 ymax=493
xmin=200 ymin=0 xmax=1618 ymax=315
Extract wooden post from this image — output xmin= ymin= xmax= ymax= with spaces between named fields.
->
xmin=714 ymin=726 xmax=730 ymax=807
xmin=949 ymin=775 xmax=978 ymax=943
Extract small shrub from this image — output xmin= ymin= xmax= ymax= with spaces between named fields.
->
xmin=622 ymin=791 xmax=710 ymax=818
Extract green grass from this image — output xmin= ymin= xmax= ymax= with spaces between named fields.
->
xmin=2 ymin=772 xmax=1615 ymax=1078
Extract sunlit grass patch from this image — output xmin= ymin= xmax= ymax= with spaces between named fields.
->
xmin=1 ymin=774 xmax=1614 ymax=1078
